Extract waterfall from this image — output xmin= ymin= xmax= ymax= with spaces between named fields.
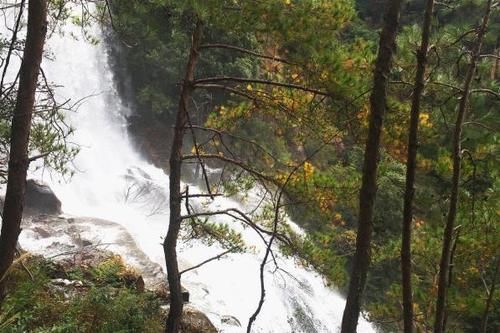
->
xmin=4 ymin=7 xmax=377 ymax=333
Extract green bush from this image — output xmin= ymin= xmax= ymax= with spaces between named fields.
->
xmin=1 ymin=255 xmax=164 ymax=333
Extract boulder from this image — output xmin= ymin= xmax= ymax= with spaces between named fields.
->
xmin=24 ymin=179 xmax=61 ymax=215
xmin=180 ymin=305 xmax=218 ymax=333
xmin=156 ymin=285 xmax=190 ymax=303
xmin=221 ymin=315 xmax=242 ymax=327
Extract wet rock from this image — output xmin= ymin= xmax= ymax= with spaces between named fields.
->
xmin=135 ymin=276 xmax=145 ymax=293
xmin=32 ymin=226 xmax=51 ymax=238
xmin=160 ymin=305 xmax=218 ymax=332
xmin=180 ymin=305 xmax=218 ymax=333
xmin=19 ymin=214 xmax=217 ymax=333
xmin=221 ymin=315 xmax=242 ymax=327
xmin=21 ymin=215 xmax=167 ymax=288
xmin=24 ymin=179 xmax=61 ymax=215
xmin=81 ymin=239 xmax=92 ymax=247
xmin=127 ymin=115 xmax=172 ymax=172
xmin=51 ymin=278 xmax=84 ymax=287
xmin=156 ymin=285 xmax=190 ymax=303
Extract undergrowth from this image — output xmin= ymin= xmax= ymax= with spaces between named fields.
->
xmin=0 ymin=255 xmax=165 ymax=333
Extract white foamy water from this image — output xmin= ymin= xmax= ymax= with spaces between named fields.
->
xmin=2 ymin=4 xmax=376 ymax=332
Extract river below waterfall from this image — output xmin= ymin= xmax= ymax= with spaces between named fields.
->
xmin=5 ymin=8 xmax=377 ymax=333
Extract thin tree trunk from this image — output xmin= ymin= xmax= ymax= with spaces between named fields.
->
xmin=490 ymin=37 xmax=499 ymax=80
xmin=480 ymin=257 xmax=499 ymax=333
xmin=0 ymin=0 xmax=48 ymax=303
xmin=164 ymin=20 xmax=202 ymax=333
xmin=401 ymin=0 xmax=434 ymax=332
xmin=340 ymin=0 xmax=403 ymax=332
xmin=433 ymin=1 xmax=493 ymax=332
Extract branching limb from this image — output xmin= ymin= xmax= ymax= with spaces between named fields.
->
xmin=28 ymin=151 xmax=51 ymax=162
xmin=200 ymin=43 xmax=293 ymax=65
xmin=0 ymin=0 xmax=25 ymax=98
xmin=187 ymin=125 xmax=291 ymax=168
xmin=195 ymin=76 xmax=330 ymax=97
xmin=195 ymin=83 xmax=259 ymax=101
xmin=181 ymin=208 xmax=292 ymax=246
xmin=185 ymin=108 xmax=214 ymax=199
xmin=179 ymin=247 xmax=238 ymax=276
xmin=183 ymin=153 xmax=276 ymax=183
xmin=246 ymin=151 xmax=306 ymax=332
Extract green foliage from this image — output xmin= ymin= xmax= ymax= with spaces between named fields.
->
xmin=101 ymin=0 xmax=499 ymax=331
xmin=182 ymin=216 xmax=246 ymax=252
xmin=1 ymin=256 xmax=164 ymax=333
xmin=107 ymin=0 xmax=260 ymax=125
xmin=0 ymin=17 xmax=79 ymax=182
xmin=348 ymin=2 xmax=500 ymax=329
xmin=0 ymin=92 xmax=79 ymax=182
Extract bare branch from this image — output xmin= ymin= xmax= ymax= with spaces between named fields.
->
xmin=185 ymin=107 xmax=214 ymax=199
xmin=104 ymin=0 xmax=116 ymax=31
xmin=181 ymin=208 xmax=292 ymax=246
xmin=0 ymin=0 xmax=25 ymax=98
xmin=463 ymin=121 xmax=497 ymax=131
xmin=195 ymin=83 xmax=257 ymax=101
xmin=28 ymin=151 xmax=51 ymax=163
xmin=247 ymin=149 xmax=307 ymax=332
xmin=181 ymin=193 xmax=224 ymax=199
xmin=194 ymin=77 xmax=330 ymax=97
xmin=471 ymin=88 xmax=500 ymax=100
xmin=200 ymin=43 xmax=293 ymax=64
xmin=479 ymin=54 xmax=500 ymax=60
xmin=187 ymin=125 xmax=291 ymax=168
xmin=183 ymin=153 xmax=276 ymax=183
xmin=179 ymin=247 xmax=237 ymax=276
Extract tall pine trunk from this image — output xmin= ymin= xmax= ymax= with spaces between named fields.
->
xmin=340 ymin=0 xmax=403 ymax=331
xmin=0 ymin=0 xmax=48 ymax=303
xmin=433 ymin=1 xmax=493 ymax=332
xmin=401 ymin=0 xmax=434 ymax=332
xmin=164 ymin=20 xmax=202 ymax=333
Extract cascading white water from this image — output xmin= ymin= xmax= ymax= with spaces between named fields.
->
xmin=4 ymin=7 xmax=377 ymax=333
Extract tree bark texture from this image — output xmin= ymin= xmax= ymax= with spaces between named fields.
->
xmin=0 ymin=0 xmax=48 ymax=303
xmin=401 ymin=0 xmax=434 ymax=332
xmin=340 ymin=0 xmax=403 ymax=332
xmin=433 ymin=1 xmax=493 ymax=332
xmin=164 ymin=20 xmax=203 ymax=333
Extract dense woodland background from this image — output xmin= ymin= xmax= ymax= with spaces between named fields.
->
xmin=0 ymin=0 xmax=498 ymax=332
